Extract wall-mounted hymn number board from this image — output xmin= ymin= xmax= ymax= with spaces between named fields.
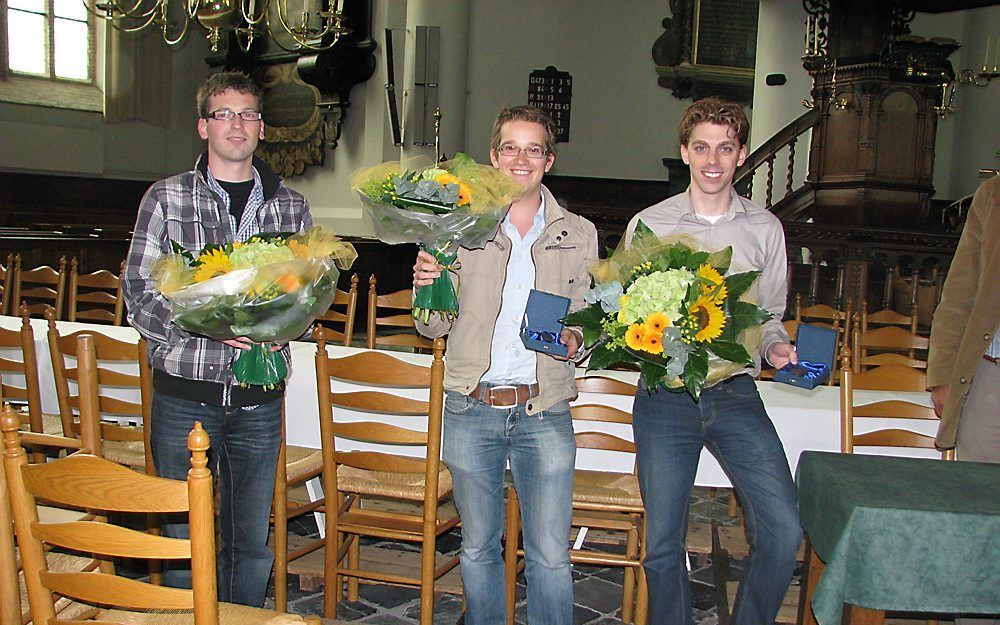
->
xmin=527 ymin=66 xmax=572 ymax=143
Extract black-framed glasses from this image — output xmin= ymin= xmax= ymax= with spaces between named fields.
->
xmin=205 ymin=109 xmax=263 ymax=122
xmin=497 ymin=144 xmax=548 ymax=159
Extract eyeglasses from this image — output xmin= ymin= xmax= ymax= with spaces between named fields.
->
xmin=497 ymin=144 xmax=548 ymax=159
xmin=205 ymin=109 xmax=263 ymax=122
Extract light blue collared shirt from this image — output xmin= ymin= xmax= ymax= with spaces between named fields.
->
xmin=481 ymin=194 xmax=546 ymax=385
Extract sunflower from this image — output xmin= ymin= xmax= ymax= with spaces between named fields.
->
xmin=645 ymin=311 xmax=672 ymax=333
xmin=641 ymin=326 xmax=664 ymax=354
xmin=698 ymin=264 xmax=727 ymax=302
xmin=625 ymin=323 xmax=645 ymax=350
xmin=688 ymin=295 xmax=726 ymax=342
xmin=194 ymin=248 xmax=233 ymax=282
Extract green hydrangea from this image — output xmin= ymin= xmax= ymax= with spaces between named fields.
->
xmin=620 ymin=268 xmax=694 ymax=324
xmin=229 ymin=239 xmax=295 ymax=269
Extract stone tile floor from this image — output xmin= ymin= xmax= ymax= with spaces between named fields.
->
xmin=266 ymin=487 xmax=746 ymax=625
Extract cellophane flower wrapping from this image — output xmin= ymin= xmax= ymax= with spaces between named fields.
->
xmin=564 ymin=220 xmax=771 ymax=400
xmin=351 ymin=152 xmax=523 ymax=322
xmin=152 ymin=226 xmax=358 ymax=387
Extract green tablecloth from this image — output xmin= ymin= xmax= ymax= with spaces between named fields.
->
xmin=796 ymin=451 xmax=1000 ymax=625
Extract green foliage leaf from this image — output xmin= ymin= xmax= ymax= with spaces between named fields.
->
xmin=171 ymin=240 xmax=196 ymax=264
xmin=724 ymin=271 xmax=760 ymax=300
xmin=682 ymin=348 xmax=708 ymax=400
xmin=726 ymin=300 xmax=773 ymax=335
xmin=632 ymin=220 xmax=657 ymax=244
xmin=706 ymin=339 xmax=752 ymax=366
xmin=562 ymin=305 xmax=607 ymax=348
xmin=587 ymin=343 xmax=624 ymax=371
xmin=639 ymin=359 xmax=669 ymax=389
xmin=707 ymin=247 xmax=733 ymax=274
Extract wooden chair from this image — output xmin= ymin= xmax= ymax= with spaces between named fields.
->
xmin=0 ymin=253 xmax=12 ymax=316
xmin=46 ymin=310 xmax=153 ymax=472
xmin=839 ymin=349 xmax=951 ymax=459
xmin=68 ymin=258 xmax=125 ymax=325
xmin=366 ymin=275 xmax=435 ymax=352
xmin=314 ymin=328 xmax=457 ymax=624
xmin=504 ymin=393 xmax=648 ymax=625
xmin=12 ymin=254 xmax=67 ymax=320
xmin=314 ymin=273 xmax=359 ymax=347
xmin=0 ymin=401 xmax=101 ymax=625
xmin=851 ymin=324 xmax=929 ymax=372
xmin=2 ymin=408 xmax=321 ymax=625
xmin=859 ymin=300 xmax=918 ymax=334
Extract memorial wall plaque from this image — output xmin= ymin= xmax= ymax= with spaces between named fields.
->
xmin=527 ymin=66 xmax=572 ymax=143
xmin=692 ymin=0 xmax=758 ymax=69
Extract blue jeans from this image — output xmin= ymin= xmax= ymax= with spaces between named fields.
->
xmin=442 ymin=392 xmax=575 ymax=625
xmin=632 ymin=375 xmax=801 ymax=625
xmin=150 ymin=391 xmax=282 ymax=607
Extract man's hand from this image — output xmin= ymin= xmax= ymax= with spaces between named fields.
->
xmin=221 ymin=337 xmax=284 ymax=352
xmin=552 ymin=328 xmax=582 ymax=361
xmin=767 ymin=342 xmax=798 ymax=369
xmin=930 ymin=384 xmax=949 ymax=418
xmin=221 ymin=336 xmax=254 ymax=351
xmin=413 ymin=250 xmax=441 ymax=288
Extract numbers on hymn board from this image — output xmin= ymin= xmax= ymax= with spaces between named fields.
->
xmin=527 ymin=66 xmax=572 ymax=142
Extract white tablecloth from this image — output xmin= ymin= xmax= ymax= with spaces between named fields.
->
xmin=0 ymin=315 xmax=940 ymax=487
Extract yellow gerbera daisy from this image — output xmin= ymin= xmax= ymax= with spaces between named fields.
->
xmin=194 ymin=248 xmax=233 ymax=282
xmin=625 ymin=323 xmax=645 ymax=350
xmin=698 ymin=264 xmax=728 ymax=302
xmin=645 ymin=311 xmax=672 ymax=333
xmin=689 ymin=295 xmax=726 ymax=342
xmin=641 ymin=326 xmax=664 ymax=354
xmin=288 ymin=239 xmax=312 ymax=259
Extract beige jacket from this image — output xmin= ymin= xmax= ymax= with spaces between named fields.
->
xmin=416 ymin=185 xmax=598 ymax=415
xmin=927 ymin=175 xmax=1000 ymax=449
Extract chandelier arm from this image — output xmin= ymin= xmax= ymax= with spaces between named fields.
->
xmin=240 ymin=0 xmax=265 ymax=25
xmin=186 ymin=0 xmax=198 ymax=20
xmin=162 ymin=10 xmax=191 ymax=44
xmin=112 ymin=10 xmax=158 ymax=31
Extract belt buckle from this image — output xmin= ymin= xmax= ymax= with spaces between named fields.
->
xmin=488 ymin=384 xmax=519 ymax=409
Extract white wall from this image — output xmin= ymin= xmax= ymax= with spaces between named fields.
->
xmin=0 ymin=28 xmax=208 ymax=180
xmin=464 ymin=0 xmax=687 ymax=181
xmin=911 ymin=5 xmax=1000 ymax=200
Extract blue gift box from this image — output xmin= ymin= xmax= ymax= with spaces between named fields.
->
xmin=520 ymin=289 xmax=570 ymax=358
xmin=773 ymin=322 xmax=838 ymax=389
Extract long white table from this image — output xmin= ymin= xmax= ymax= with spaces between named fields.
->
xmin=0 ymin=315 xmax=941 ymax=487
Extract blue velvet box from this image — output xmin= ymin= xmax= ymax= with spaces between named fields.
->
xmin=519 ymin=289 xmax=570 ymax=358
xmin=773 ymin=322 xmax=838 ymax=389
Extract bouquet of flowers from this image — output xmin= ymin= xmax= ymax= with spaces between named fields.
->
xmin=564 ymin=221 xmax=772 ymax=399
xmin=152 ymin=226 xmax=357 ymax=387
xmin=351 ymin=152 xmax=523 ymax=322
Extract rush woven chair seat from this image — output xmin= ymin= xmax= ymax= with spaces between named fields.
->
xmin=2 ymin=406 xmax=330 ymax=625
xmin=314 ymin=328 xmax=456 ymax=625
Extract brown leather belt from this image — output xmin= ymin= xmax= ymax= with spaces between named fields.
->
xmin=985 ymin=354 xmax=999 ymax=364
xmin=469 ymin=383 xmax=540 ymax=408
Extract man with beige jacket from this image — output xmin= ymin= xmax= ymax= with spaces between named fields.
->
xmin=927 ymin=174 xmax=1000 ymax=467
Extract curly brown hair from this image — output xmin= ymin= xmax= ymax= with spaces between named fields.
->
xmin=678 ymin=97 xmax=749 ymax=147
xmin=489 ymin=106 xmax=558 ymax=156
xmin=196 ymin=71 xmax=263 ymax=119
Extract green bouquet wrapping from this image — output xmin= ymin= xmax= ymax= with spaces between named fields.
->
xmin=564 ymin=221 xmax=772 ymax=400
xmin=152 ymin=226 xmax=357 ymax=387
xmin=352 ymin=152 xmax=523 ymax=322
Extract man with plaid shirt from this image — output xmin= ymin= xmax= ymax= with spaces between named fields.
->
xmin=122 ymin=71 xmax=312 ymax=607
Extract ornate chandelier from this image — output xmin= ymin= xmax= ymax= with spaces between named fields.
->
xmin=87 ymin=0 xmax=350 ymax=52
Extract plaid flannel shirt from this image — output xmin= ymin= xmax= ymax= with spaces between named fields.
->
xmin=123 ymin=154 xmax=312 ymax=392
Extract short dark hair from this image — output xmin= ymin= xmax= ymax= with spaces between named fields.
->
xmin=489 ymin=106 xmax=558 ymax=156
xmin=678 ymin=97 xmax=749 ymax=147
xmin=196 ymin=71 xmax=263 ymax=119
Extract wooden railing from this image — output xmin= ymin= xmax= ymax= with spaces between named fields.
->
xmin=734 ymin=109 xmax=821 ymax=211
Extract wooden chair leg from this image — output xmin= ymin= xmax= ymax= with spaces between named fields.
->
xmin=147 ymin=512 xmax=162 ymax=586
xmin=635 ymin=518 xmax=649 ymax=625
xmin=503 ymin=487 xmax=521 ymax=625
xmin=419 ymin=530 xmax=436 ymax=625
xmin=797 ymin=536 xmax=825 ymax=625
xmin=621 ymin=523 xmax=639 ymax=624
xmin=273 ymin=438 xmax=289 ymax=612
xmin=346 ymin=531 xmax=360 ymax=602
xmin=727 ymin=490 xmax=739 ymax=518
